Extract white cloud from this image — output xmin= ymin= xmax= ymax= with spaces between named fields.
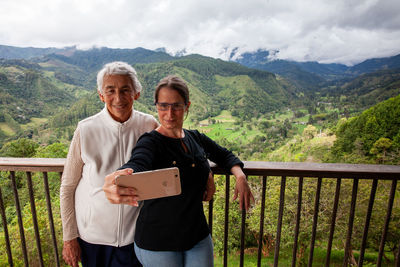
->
xmin=0 ymin=0 xmax=399 ymax=65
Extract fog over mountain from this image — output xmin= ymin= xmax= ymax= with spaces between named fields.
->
xmin=1 ymin=0 xmax=400 ymax=66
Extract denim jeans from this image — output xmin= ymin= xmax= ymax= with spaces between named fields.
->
xmin=134 ymin=235 xmax=213 ymax=267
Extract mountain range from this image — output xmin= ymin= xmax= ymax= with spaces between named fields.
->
xmin=0 ymin=44 xmax=399 ymax=146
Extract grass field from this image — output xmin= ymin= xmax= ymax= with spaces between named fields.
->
xmin=214 ymin=247 xmax=395 ymax=267
xmin=189 ymin=110 xmax=261 ymax=142
xmin=20 ymin=117 xmax=48 ymax=131
xmin=0 ymin=123 xmax=15 ymax=135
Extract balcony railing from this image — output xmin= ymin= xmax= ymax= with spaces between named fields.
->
xmin=0 ymin=157 xmax=399 ymax=267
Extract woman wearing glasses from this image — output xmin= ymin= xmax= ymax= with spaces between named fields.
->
xmin=103 ymin=75 xmax=254 ymax=267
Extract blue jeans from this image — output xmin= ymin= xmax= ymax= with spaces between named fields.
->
xmin=134 ymin=235 xmax=213 ymax=267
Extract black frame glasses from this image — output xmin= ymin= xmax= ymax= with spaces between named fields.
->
xmin=155 ymin=102 xmax=186 ymax=111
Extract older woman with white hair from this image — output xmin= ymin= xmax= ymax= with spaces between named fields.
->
xmin=60 ymin=61 xmax=159 ymax=267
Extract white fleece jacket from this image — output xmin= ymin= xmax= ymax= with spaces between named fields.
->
xmin=60 ymin=107 xmax=158 ymax=246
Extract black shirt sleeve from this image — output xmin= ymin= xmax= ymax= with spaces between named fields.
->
xmin=119 ymin=132 xmax=156 ymax=172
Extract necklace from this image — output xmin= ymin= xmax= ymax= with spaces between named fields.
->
xmin=180 ymin=130 xmax=189 ymax=153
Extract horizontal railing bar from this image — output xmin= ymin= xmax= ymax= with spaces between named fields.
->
xmin=2 ymin=158 xmax=400 ymax=179
xmin=0 ymin=157 xmax=65 ymax=172
xmin=211 ymin=161 xmax=400 ymax=179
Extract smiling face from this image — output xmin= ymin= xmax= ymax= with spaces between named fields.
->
xmin=99 ymin=74 xmax=139 ymax=122
xmin=156 ymin=86 xmax=190 ymax=134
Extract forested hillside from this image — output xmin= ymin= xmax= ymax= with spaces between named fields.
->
xmin=0 ymin=50 xmax=302 ymax=146
xmin=332 ymin=94 xmax=400 ymax=164
xmin=0 ymin=46 xmax=399 ymax=166
xmin=266 ymin=95 xmax=400 ymax=165
xmin=234 ymin=49 xmax=400 ymax=92
xmin=321 ymin=68 xmax=400 ymax=110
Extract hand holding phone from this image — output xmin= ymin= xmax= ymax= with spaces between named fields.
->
xmin=115 ymin=167 xmax=181 ymax=201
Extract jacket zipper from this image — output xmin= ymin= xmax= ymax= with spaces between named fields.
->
xmin=117 ymin=124 xmax=124 ymax=246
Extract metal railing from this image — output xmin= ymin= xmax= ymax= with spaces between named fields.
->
xmin=0 ymin=158 xmax=399 ymax=267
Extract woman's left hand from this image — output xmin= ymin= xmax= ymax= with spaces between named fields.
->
xmin=231 ymin=166 xmax=254 ymax=211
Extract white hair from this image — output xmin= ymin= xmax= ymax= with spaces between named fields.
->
xmin=96 ymin=61 xmax=142 ymax=94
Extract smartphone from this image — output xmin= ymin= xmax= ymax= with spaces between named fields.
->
xmin=115 ymin=167 xmax=181 ymax=200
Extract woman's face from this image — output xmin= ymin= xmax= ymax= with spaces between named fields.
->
xmin=156 ymin=87 xmax=190 ymax=131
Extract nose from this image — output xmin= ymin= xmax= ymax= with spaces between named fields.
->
xmin=166 ymin=107 xmax=174 ymax=116
xmin=115 ymin=91 xmax=122 ymax=102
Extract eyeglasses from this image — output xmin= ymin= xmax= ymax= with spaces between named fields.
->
xmin=155 ymin=102 xmax=186 ymax=111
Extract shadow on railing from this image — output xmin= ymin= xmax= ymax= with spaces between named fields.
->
xmin=0 ymin=158 xmax=399 ymax=267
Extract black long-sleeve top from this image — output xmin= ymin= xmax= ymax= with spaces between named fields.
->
xmin=119 ymin=129 xmax=243 ymax=251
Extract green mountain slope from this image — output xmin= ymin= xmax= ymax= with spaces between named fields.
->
xmin=0 ymin=51 xmax=299 ymax=146
xmin=0 ymin=63 xmax=77 ymax=122
xmin=40 ymin=47 xmax=175 ymax=72
xmin=0 ymin=44 xmax=75 ymax=59
xmin=332 ymin=94 xmax=400 ymax=164
xmin=321 ymin=68 xmax=400 ymax=110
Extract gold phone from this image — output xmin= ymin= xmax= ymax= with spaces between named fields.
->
xmin=115 ymin=167 xmax=181 ymax=200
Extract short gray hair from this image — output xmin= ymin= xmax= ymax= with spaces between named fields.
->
xmin=96 ymin=61 xmax=142 ymax=94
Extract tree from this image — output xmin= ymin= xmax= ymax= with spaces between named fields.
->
xmin=302 ymin=125 xmax=317 ymax=140
xmin=0 ymin=138 xmax=38 ymax=157
xmin=34 ymin=142 xmax=69 ymax=158
xmin=370 ymin=138 xmax=393 ymax=163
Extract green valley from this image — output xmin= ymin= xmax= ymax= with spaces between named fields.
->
xmin=0 ymin=47 xmax=399 ymax=166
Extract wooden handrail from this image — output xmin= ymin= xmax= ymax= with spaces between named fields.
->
xmin=1 ymin=157 xmax=399 ymax=178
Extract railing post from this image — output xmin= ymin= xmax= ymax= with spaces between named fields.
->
xmin=308 ymin=177 xmax=322 ymax=267
xmin=239 ymin=184 xmax=247 ymax=267
xmin=377 ymin=178 xmax=398 ymax=267
xmin=0 ymin=186 xmax=13 ymax=266
xmin=396 ymin=238 xmax=400 ymax=267
xmin=26 ymin=171 xmax=44 ymax=267
xmin=343 ymin=178 xmax=359 ymax=267
xmin=43 ymin=172 xmax=60 ymax=266
xmin=223 ymin=174 xmax=230 ymax=267
xmin=208 ymin=198 xmax=214 ymax=236
xmin=257 ymin=176 xmax=267 ymax=267
xmin=326 ymin=178 xmax=341 ymax=267
xmin=358 ymin=179 xmax=378 ymax=267
xmin=291 ymin=176 xmax=303 ymax=267
xmin=273 ymin=176 xmax=286 ymax=267
xmin=10 ymin=171 xmax=29 ymax=267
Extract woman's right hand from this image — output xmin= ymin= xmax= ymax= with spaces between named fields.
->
xmin=103 ymin=168 xmax=139 ymax=206
xmin=62 ymin=239 xmax=81 ymax=267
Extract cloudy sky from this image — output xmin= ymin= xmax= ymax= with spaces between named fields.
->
xmin=1 ymin=0 xmax=399 ymax=66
